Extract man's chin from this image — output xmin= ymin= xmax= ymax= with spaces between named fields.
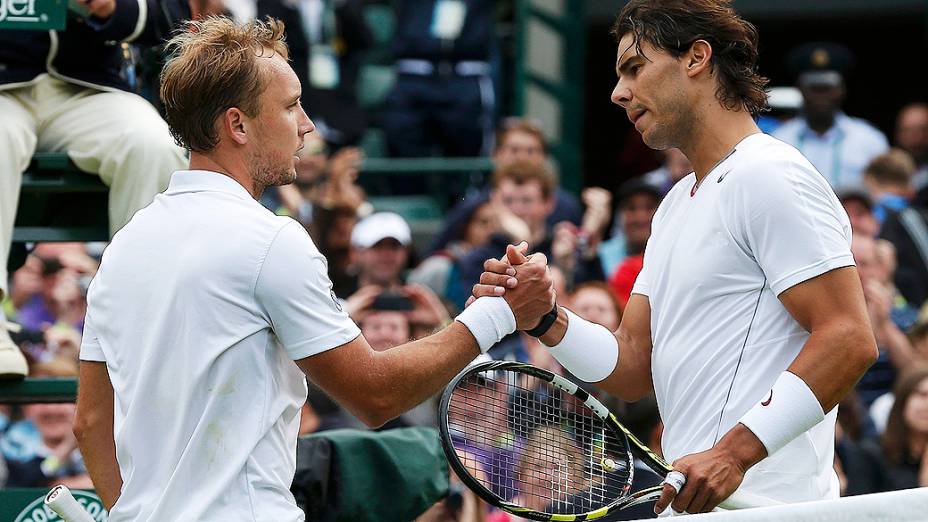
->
xmin=274 ymin=170 xmax=298 ymax=186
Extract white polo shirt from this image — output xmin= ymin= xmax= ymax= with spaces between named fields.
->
xmin=79 ymin=170 xmax=361 ymax=522
xmin=633 ymin=133 xmax=854 ymax=503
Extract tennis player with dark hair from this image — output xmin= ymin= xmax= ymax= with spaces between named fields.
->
xmin=474 ymin=0 xmax=877 ymax=515
xmin=72 ymin=17 xmax=555 ymax=521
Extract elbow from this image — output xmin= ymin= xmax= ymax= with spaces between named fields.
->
xmin=845 ymin=324 xmax=879 ymax=376
xmin=73 ymin=411 xmax=92 ymax=443
xmin=355 ymin=397 xmax=399 ymax=429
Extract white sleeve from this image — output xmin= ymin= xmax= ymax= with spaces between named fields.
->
xmin=631 ymin=187 xmax=674 ymax=298
xmin=255 ymin=221 xmax=361 ymax=360
xmin=79 ymin=312 xmax=106 ymax=362
xmin=631 ymin=241 xmax=651 ymax=297
xmin=727 ymin=159 xmax=855 ymax=296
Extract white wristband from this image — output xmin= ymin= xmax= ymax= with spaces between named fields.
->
xmin=454 ymin=297 xmax=517 ymax=354
xmin=739 ymin=371 xmax=825 ymax=456
xmin=545 ymin=309 xmax=619 ymax=382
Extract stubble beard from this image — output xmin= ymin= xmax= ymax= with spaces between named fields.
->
xmin=249 ymin=150 xmax=296 ymax=197
xmin=641 ymin=87 xmax=694 ymax=152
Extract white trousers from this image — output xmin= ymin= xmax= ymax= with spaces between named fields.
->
xmin=0 ymin=74 xmax=187 ymax=295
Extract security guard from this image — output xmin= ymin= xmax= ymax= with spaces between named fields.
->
xmin=382 ymin=0 xmax=494 ymax=158
xmin=773 ymin=42 xmax=888 ymax=188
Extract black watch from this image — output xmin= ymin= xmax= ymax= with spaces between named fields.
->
xmin=525 ymin=304 xmax=559 ymax=338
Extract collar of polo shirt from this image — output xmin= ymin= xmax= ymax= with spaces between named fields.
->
xmin=164 ymin=170 xmax=253 ymax=199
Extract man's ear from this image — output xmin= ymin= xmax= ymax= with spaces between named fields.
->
xmin=685 ymin=39 xmax=714 ymax=78
xmin=224 ymin=107 xmax=249 ymax=146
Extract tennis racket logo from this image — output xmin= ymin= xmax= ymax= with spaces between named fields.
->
xmin=761 ymin=390 xmax=773 ymax=407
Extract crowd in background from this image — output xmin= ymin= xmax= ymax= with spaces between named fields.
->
xmin=2 ymin=1 xmax=928 ymax=520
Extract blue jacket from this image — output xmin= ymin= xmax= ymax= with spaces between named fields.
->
xmin=0 ymin=0 xmax=190 ymax=93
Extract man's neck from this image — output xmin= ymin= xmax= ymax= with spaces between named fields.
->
xmin=358 ymin=274 xmax=399 ymax=289
xmin=806 ymin=113 xmax=836 ymax=135
xmin=680 ymin=109 xmax=760 ymax=182
xmin=189 ymin=152 xmax=261 ymax=199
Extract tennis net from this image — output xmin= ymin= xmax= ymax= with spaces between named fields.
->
xmin=631 ymin=488 xmax=928 ymax=521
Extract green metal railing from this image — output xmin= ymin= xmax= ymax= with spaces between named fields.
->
xmin=0 ymin=377 xmax=78 ymax=404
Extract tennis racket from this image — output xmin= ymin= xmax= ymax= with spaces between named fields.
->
xmin=438 ymin=360 xmax=779 ymax=521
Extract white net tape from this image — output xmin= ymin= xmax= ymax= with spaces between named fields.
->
xmin=633 ymin=488 xmax=928 ymax=521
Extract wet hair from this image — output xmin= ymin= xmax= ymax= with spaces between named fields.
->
xmin=612 ymin=0 xmax=769 ymax=115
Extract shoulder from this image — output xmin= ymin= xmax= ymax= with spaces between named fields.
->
xmin=725 ymin=134 xmax=820 ymax=189
xmin=265 ymin=218 xmax=320 ymax=257
xmin=840 ymin=114 xmax=888 ymax=143
xmin=722 ymin=135 xmax=839 ymax=214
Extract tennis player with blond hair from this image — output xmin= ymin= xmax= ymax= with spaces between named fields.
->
xmin=73 ymin=17 xmax=556 ymax=521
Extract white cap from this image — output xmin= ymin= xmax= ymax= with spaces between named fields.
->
xmin=767 ymin=86 xmax=803 ymax=111
xmin=351 ymin=212 xmax=412 ymax=248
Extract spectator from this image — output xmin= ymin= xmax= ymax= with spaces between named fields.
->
xmin=491 ymin=118 xmax=584 ymax=228
xmin=353 ymin=285 xmax=450 ymax=342
xmin=871 ymin=306 xmax=928 ymax=435
xmin=550 ymin=187 xmax=613 ymax=290
xmin=909 ymin=304 xmax=928 ymax=361
xmin=879 ymin=365 xmax=928 ymax=490
xmin=773 ymin=42 xmax=888 ymax=188
xmin=383 ymin=0 xmax=495 ymax=159
xmin=257 ymin=0 xmax=372 ymax=147
xmin=15 ymin=254 xmax=87 ymax=334
xmin=1 ymin=358 xmax=92 ymax=488
xmin=409 ymin=197 xmax=525 ymax=306
xmin=871 ymin=150 xmax=928 ymax=307
xmin=603 ymin=179 xmax=662 ymax=301
xmin=426 ymin=117 xmax=583 ymax=257
xmin=862 ymin=149 xmax=917 ymax=225
xmin=837 ymin=187 xmax=879 ymax=237
xmin=852 ymin=234 xmax=920 ymax=407
xmin=0 ymin=0 xmax=195 ymax=377
xmin=338 ymin=212 xmax=413 ymax=300
xmin=4 ymin=244 xmax=96 ymax=366
xmin=896 ymin=103 xmax=928 ymax=194
xmin=455 ymin=161 xmax=603 ymax=310
xmin=569 ymin=282 xmax=622 ymax=332
xmin=834 ymin=410 xmax=885 ymax=496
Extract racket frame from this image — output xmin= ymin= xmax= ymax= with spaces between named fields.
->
xmin=438 ymin=360 xmax=673 ymax=521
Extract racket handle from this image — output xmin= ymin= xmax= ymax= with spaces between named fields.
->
xmin=718 ymin=489 xmax=783 ymax=510
xmin=45 ymin=485 xmax=97 ymax=522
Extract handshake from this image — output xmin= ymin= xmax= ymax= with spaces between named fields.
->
xmin=465 ymin=241 xmax=560 ymax=338
xmin=458 ymin=241 xmax=619 ymax=384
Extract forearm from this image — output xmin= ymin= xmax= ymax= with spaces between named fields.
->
xmin=74 ymin=361 xmax=122 ymax=510
xmin=715 ymin=423 xmax=767 ymax=471
xmin=540 ymin=305 xmax=653 ymax=401
xmin=788 ymin=322 xmax=877 ymax=413
xmin=75 ymin=424 xmax=122 ymax=509
xmin=359 ymin=322 xmax=481 ymax=425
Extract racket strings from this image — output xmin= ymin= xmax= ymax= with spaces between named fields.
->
xmin=447 ymin=370 xmax=633 ymax=514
